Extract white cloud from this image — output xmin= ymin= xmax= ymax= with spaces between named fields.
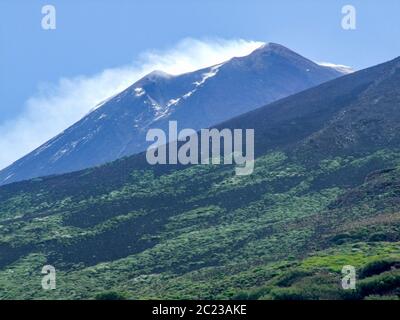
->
xmin=317 ymin=62 xmax=354 ymax=74
xmin=0 ymin=38 xmax=263 ymax=170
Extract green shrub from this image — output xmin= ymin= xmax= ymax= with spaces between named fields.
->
xmin=358 ymin=271 xmax=400 ymax=297
xmin=231 ymin=291 xmax=250 ymax=300
xmin=275 ymin=270 xmax=312 ymax=287
xmin=364 ymin=295 xmax=399 ymax=300
xmin=359 ymin=259 xmax=400 ymax=279
xmin=94 ymin=291 xmax=128 ymax=300
xmin=269 ymin=287 xmax=309 ymax=300
xmin=232 ymin=285 xmax=273 ymax=300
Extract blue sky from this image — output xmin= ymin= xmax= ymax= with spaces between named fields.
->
xmin=0 ymin=0 xmax=399 ymax=168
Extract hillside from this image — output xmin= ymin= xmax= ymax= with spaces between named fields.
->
xmin=0 ymin=57 xmax=399 ymax=300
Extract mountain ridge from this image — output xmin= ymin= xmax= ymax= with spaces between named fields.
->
xmin=0 ymin=43 xmax=345 ymax=185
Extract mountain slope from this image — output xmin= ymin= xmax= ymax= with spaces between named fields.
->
xmin=0 ymin=56 xmax=399 ymax=300
xmin=0 ymin=43 xmax=344 ymax=185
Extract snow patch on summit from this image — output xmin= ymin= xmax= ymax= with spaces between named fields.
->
xmin=166 ymin=63 xmax=225 ymax=103
xmin=194 ymin=64 xmax=223 ymax=87
xmin=134 ymin=87 xmax=145 ymax=97
xmin=146 ymin=96 xmax=172 ymax=122
xmin=167 ymin=98 xmax=181 ymax=107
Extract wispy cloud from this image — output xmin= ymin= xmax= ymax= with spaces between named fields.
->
xmin=0 ymin=38 xmax=263 ymax=170
xmin=317 ymin=62 xmax=354 ymax=74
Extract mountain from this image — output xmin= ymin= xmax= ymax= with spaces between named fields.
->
xmin=0 ymin=43 xmax=345 ymax=185
xmin=0 ymin=55 xmax=399 ymax=300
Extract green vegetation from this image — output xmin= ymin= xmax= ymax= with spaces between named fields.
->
xmin=0 ymin=148 xmax=399 ymax=300
xmin=95 ymin=291 xmax=128 ymax=300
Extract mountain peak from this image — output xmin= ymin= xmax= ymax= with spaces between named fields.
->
xmin=250 ymin=42 xmax=296 ymax=56
xmin=145 ymin=70 xmax=172 ymax=79
xmin=0 ymin=44 xmax=346 ymax=185
xmin=227 ymin=42 xmax=331 ymax=74
xmin=133 ymin=69 xmax=173 ymax=88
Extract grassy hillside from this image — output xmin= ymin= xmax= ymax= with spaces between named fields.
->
xmin=0 ymin=58 xmax=400 ymax=300
xmin=0 ymin=148 xmax=399 ymax=299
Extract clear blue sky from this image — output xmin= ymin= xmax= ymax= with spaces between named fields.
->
xmin=1 ymin=0 xmax=399 ymax=122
